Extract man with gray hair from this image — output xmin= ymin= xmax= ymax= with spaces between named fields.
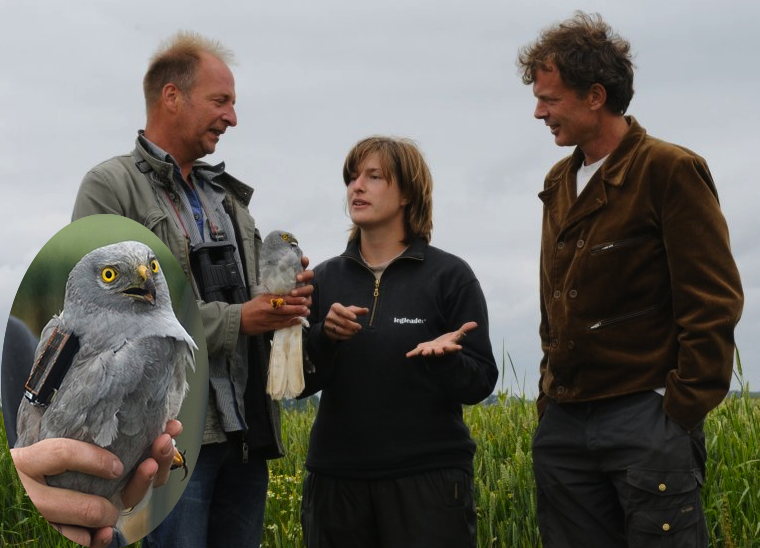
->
xmin=518 ymin=11 xmax=743 ymax=548
xmin=73 ymin=31 xmax=313 ymax=547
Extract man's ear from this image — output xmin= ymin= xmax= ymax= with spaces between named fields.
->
xmin=162 ymin=83 xmax=182 ymax=113
xmin=588 ymin=83 xmax=607 ymax=111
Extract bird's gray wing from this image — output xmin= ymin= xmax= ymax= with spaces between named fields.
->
xmin=15 ymin=316 xmax=63 ymax=448
xmin=38 ymin=337 xmax=151 ymax=448
xmin=14 ymin=401 xmax=43 ymax=448
xmin=162 ymin=338 xmax=193 ymax=420
xmin=259 ymin=248 xmax=302 ymax=295
xmin=40 ymin=336 xmax=181 ymax=502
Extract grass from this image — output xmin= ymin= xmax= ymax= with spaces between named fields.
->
xmin=262 ymin=390 xmax=760 ymax=548
xmin=702 ymin=391 xmax=760 ymax=546
xmin=3 ymin=389 xmax=759 ymax=547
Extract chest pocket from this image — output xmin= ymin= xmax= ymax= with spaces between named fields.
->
xmin=590 ymin=235 xmax=656 ymax=255
xmin=574 ymin=233 xmax=664 ymax=320
xmin=142 ymin=208 xmax=169 ymax=233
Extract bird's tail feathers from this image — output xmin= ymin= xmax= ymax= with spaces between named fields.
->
xmin=267 ymin=324 xmax=305 ymax=400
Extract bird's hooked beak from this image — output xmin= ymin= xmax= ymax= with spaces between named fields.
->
xmin=122 ymin=264 xmax=157 ymax=306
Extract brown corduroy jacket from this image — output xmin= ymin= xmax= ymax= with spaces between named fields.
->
xmin=537 ymin=117 xmax=744 ymax=431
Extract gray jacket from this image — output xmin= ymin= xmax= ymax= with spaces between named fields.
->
xmin=72 ymin=135 xmax=284 ymax=458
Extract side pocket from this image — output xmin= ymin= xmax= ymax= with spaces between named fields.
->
xmin=626 ymin=468 xmax=706 ymax=547
xmin=434 ymin=469 xmax=470 ymax=508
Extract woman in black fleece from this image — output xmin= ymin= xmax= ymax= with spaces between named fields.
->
xmin=299 ymin=136 xmax=498 ymax=548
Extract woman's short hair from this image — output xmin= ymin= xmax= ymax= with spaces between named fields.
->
xmin=343 ymin=136 xmax=433 ymax=243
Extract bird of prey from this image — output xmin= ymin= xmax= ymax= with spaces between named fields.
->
xmin=258 ymin=230 xmax=306 ymax=400
xmin=15 ymin=241 xmax=196 ymax=508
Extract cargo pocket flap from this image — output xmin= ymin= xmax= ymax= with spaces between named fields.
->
xmin=143 ymin=208 xmax=168 ymax=231
xmin=629 ymin=503 xmax=701 ymax=535
xmin=627 ymin=468 xmax=698 ymax=496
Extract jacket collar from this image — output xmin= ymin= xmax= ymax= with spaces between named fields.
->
xmin=341 ymin=236 xmax=428 ymax=263
xmin=596 ymin=116 xmax=647 ymax=189
xmin=543 ymin=116 xmax=647 ymax=191
xmin=133 ymin=132 xmax=255 ymax=207
xmin=539 ymin=116 xmax=647 ymax=230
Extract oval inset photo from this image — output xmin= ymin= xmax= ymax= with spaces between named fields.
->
xmin=2 ymin=214 xmax=208 ymax=547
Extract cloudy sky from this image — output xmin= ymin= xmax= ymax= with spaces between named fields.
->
xmin=1 ymin=0 xmax=758 ymax=399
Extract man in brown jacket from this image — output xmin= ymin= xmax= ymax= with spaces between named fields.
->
xmin=518 ymin=12 xmax=743 ymax=548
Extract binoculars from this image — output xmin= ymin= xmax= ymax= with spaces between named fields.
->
xmin=190 ymin=241 xmax=249 ymax=304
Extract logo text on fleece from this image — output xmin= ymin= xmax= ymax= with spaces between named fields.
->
xmin=394 ymin=317 xmax=425 ymax=325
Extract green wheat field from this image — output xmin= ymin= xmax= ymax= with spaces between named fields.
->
xmin=2 ymin=384 xmax=759 ymax=547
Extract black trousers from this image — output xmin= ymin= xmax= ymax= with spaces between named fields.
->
xmin=532 ymin=391 xmax=708 ymax=548
xmin=301 ymin=468 xmax=477 ymax=548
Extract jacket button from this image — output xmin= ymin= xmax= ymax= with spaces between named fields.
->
xmin=567 ymin=341 xmax=575 ymax=350
xmin=658 ymin=483 xmax=667 ymax=492
xmin=577 ymin=239 xmax=585 ymax=248
xmin=553 ymin=290 xmax=561 ymax=299
xmin=550 ymin=339 xmax=559 ymax=348
xmin=556 ymin=385 xmax=566 ymax=395
xmin=569 ymin=289 xmax=578 ymax=298
xmin=557 ymin=242 xmax=565 ymax=250
xmin=662 ymin=523 xmax=671 ymax=532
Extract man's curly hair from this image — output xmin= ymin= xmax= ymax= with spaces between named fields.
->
xmin=517 ymin=11 xmax=635 ymax=114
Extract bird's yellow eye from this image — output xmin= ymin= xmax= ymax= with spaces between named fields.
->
xmin=281 ymin=233 xmax=290 ymax=242
xmin=150 ymin=259 xmax=160 ymax=273
xmin=101 ymin=267 xmax=119 ymax=283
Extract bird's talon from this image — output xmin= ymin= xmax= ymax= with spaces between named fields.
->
xmin=270 ymin=298 xmax=286 ymax=309
xmin=171 ymin=448 xmax=189 ymax=480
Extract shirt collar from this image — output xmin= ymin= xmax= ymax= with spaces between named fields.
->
xmin=138 ymin=131 xmax=226 ymax=191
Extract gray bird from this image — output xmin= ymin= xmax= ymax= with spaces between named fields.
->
xmin=258 ymin=230 xmax=306 ymax=400
xmin=15 ymin=241 xmax=196 ymax=508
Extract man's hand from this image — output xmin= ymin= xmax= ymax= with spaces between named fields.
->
xmin=10 ymin=420 xmax=183 ymax=547
xmin=293 ymin=258 xmax=315 ymax=305
xmin=11 ymin=439 xmax=122 ymax=547
xmin=240 ymin=259 xmax=314 ymax=336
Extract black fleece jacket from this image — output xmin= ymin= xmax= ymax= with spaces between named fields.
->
xmin=302 ymin=237 xmax=498 ymax=479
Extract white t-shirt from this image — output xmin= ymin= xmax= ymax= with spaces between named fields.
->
xmin=576 ymin=155 xmax=608 ymax=195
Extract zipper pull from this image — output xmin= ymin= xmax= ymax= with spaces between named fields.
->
xmin=373 ymin=279 xmax=379 ymax=297
xmin=242 ymin=440 xmax=249 ymax=463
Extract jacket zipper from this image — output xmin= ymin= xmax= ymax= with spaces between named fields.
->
xmin=588 ymin=306 xmax=657 ymax=330
xmin=343 ymin=252 xmax=422 ymax=327
xmin=590 ymin=235 xmax=653 ymax=254
xmin=369 ymin=279 xmax=380 ymax=327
